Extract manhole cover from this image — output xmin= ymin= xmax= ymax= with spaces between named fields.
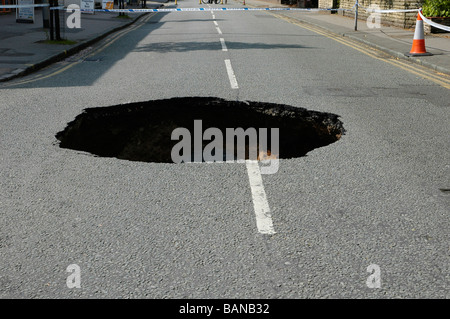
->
xmin=55 ymin=97 xmax=345 ymax=163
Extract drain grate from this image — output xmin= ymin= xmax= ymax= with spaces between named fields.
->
xmin=55 ymin=97 xmax=345 ymax=163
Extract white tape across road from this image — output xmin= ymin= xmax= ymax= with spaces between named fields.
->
xmin=0 ymin=4 xmax=49 ymax=8
xmin=362 ymin=8 xmax=418 ymax=13
xmin=65 ymin=7 xmax=348 ymax=13
xmin=0 ymin=4 xmax=344 ymax=11
xmin=0 ymin=4 xmax=424 ymax=15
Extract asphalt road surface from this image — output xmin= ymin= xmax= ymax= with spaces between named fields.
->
xmin=1 ymin=1 xmax=449 ymax=300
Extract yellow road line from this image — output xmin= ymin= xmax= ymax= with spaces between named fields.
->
xmin=393 ymin=58 xmax=450 ymax=85
xmin=275 ymin=14 xmax=450 ymax=90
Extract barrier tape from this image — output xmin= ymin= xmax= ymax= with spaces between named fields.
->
xmin=419 ymin=9 xmax=450 ymax=32
xmin=0 ymin=4 xmax=49 ymax=8
xmin=0 ymin=4 xmax=421 ymax=14
xmin=363 ymin=8 xmax=418 ymax=13
xmin=61 ymin=7 xmax=350 ymax=13
xmin=59 ymin=7 xmax=425 ymax=14
xmin=3 ymin=3 xmax=450 ymax=34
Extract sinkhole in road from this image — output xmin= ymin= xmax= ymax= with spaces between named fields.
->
xmin=55 ymin=97 xmax=345 ymax=163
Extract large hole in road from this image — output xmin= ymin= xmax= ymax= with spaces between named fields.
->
xmin=55 ymin=97 xmax=345 ymax=163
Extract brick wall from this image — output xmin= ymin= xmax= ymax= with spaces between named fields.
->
xmin=320 ymin=0 xmax=423 ymax=29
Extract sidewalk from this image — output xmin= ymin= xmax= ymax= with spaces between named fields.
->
xmin=241 ymin=0 xmax=450 ymax=75
xmin=0 ymin=1 xmax=168 ymax=81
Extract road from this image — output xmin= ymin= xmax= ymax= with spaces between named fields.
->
xmin=0 ymin=1 xmax=449 ymax=299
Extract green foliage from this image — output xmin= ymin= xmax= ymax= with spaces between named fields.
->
xmin=422 ymin=0 xmax=450 ymax=17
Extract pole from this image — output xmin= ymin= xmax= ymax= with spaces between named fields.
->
xmin=354 ymin=0 xmax=358 ymax=31
xmin=49 ymin=0 xmax=54 ymax=40
xmin=42 ymin=0 xmax=50 ymax=28
xmin=53 ymin=0 xmax=61 ymax=41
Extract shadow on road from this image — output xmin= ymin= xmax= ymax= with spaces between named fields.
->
xmin=133 ymin=41 xmax=313 ymax=53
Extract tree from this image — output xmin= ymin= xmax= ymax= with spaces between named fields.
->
xmin=422 ymin=0 xmax=450 ymax=17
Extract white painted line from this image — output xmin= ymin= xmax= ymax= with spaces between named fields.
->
xmin=213 ymin=20 xmax=218 ymax=26
xmin=246 ymin=160 xmax=276 ymax=235
xmin=212 ymin=13 xmax=216 ymax=19
xmin=224 ymin=59 xmax=238 ymax=89
xmin=220 ymin=38 xmax=228 ymax=51
xmin=216 ymin=26 xmax=223 ymax=34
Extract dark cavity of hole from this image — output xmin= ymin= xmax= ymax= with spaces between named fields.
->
xmin=55 ymin=97 xmax=345 ymax=163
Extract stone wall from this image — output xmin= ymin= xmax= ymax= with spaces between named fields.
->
xmin=318 ymin=0 xmax=335 ymax=8
xmin=319 ymin=0 xmax=423 ymax=29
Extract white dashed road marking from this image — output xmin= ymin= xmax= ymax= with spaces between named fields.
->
xmin=246 ymin=160 xmax=276 ymax=235
xmin=224 ymin=59 xmax=238 ymax=89
xmin=220 ymin=38 xmax=228 ymax=51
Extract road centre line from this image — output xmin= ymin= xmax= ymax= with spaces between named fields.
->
xmin=212 ymin=14 xmax=275 ymax=236
xmin=213 ymin=18 xmax=274 ymax=235
xmin=211 ymin=13 xmax=275 ymax=236
xmin=224 ymin=59 xmax=238 ymax=89
xmin=220 ymin=38 xmax=228 ymax=51
xmin=246 ymin=160 xmax=276 ymax=235
xmin=208 ymin=5 xmax=274 ymax=236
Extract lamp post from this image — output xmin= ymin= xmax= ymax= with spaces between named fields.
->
xmin=42 ymin=0 xmax=50 ymax=28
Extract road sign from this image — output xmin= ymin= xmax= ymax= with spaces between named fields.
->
xmin=16 ymin=0 xmax=34 ymax=23
xmin=102 ymin=0 xmax=113 ymax=9
xmin=81 ymin=0 xmax=95 ymax=14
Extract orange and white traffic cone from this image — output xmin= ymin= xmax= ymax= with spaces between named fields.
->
xmin=406 ymin=9 xmax=432 ymax=56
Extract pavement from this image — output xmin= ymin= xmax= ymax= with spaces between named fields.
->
xmin=0 ymin=0 xmax=450 ymax=80
xmin=0 ymin=0 xmax=168 ymax=81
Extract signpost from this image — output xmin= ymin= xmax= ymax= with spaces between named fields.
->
xmin=102 ymin=0 xmax=113 ymax=9
xmin=81 ymin=0 xmax=95 ymax=14
xmin=16 ymin=0 xmax=35 ymax=23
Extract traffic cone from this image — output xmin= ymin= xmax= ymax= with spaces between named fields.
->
xmin=406 ymin=10 xmax=432 ymax=56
